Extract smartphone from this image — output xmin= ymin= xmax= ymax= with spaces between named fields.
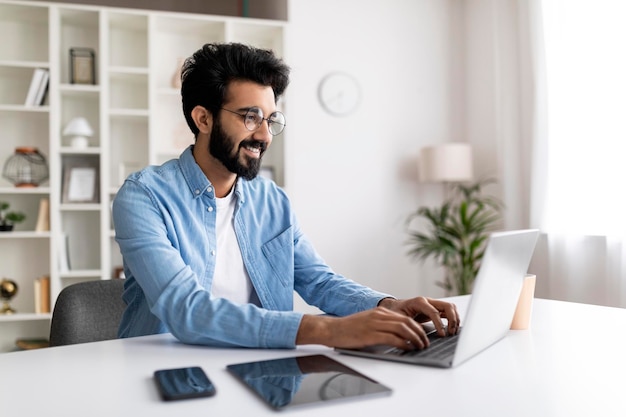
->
xmin=153 ymin=366 xmax=216 ymax=401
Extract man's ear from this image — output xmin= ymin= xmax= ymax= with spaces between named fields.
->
xmin=191 ymin=105 xmax=212 ymax=134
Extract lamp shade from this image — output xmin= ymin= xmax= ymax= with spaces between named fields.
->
xmin=2 ymin=147 xmax=49 ymax=187
xmin=418 ymin=143 xmax=474 ymax=183
xmin=63 ymin=117 xmax=93 ymax=148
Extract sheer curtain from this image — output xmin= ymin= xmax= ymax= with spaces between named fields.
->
xmin=511 ymin=0 xmax=626 ymax=307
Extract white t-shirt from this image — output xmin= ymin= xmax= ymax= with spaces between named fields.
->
xmin=210 ymin=188 xmax=254 ymax=305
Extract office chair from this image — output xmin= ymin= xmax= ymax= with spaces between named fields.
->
xmin=49 ymin=279 xmax=126 ymax=347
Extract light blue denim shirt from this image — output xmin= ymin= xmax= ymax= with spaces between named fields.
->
xmin=112 ymin=146 xmax=390 ymax=348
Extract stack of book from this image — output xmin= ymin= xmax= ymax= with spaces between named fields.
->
xmin=25 ymin=68 xmax=50 ymax=106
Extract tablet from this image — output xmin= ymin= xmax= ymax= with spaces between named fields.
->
xmin=226 ymin=354 xmax=392 ymax=410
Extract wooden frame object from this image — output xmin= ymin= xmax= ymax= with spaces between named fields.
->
xmin=70 ymin=47 xmax=96 ymax=84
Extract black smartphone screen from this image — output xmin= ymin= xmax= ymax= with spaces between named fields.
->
xmin=154 ymin=366 xmax=216 ymax=401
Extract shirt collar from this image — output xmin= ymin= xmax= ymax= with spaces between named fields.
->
xmin=179 ymin=145 xmax=212 ymax=199
xmin=179 ymin=145 xmax=247 ymax=203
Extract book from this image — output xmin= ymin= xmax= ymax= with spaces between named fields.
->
xmin=34 ymin=275 xmax=50 ymax=314
xmin=24 ymin=68 xmax=46 ymax=106
xmin=35 ymin=198 xmax=50 ymax=232
xmin=34 ymin=69 xmax=50 ymax=106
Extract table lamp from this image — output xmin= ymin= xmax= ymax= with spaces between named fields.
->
xmin=63 ymin=117 xmax=93 ymax=148
xmin=418 ymin=143 xmax=474 ymax=183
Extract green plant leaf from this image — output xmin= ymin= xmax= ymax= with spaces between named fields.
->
xmin=405 ymin=178 xmax=503 ymax=295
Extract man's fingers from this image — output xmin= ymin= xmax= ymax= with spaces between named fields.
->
xmin=324 ymin=305 xmax=458 ymax=351
xmin=412 ymin=297 xmax=448 ymax=336
xmin=444 ymin=303 xmax=460 ymax=334
xmin=430 ymin=299 xmax=461 ymax=335
xmin=374 ymin=308 xmax=430 ymax=349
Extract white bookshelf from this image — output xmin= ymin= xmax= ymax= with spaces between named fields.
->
xmin=0 ymin=0 xmax=286 ymax=352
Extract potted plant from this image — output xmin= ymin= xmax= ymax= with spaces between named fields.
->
xmin=0 ymin=202 xmax=26 ymax=232
xmin=405 ymin=179 xmax=502 ymax=295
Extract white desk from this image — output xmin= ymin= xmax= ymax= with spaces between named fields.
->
xmin=2 ymin=297 xmax=625 ymax=416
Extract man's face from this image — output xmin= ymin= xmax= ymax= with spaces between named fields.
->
xmin=208 ymin=80 xmax=275 ymax=180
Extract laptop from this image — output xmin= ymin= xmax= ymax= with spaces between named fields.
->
xmin=336 ymin=229 xmax=539 ymax=368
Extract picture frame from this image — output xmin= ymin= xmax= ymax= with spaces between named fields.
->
xmin=62 ymin=157 xmax=100 ymax=203
xmin=70 ymin=47 xmax=96 ymax=85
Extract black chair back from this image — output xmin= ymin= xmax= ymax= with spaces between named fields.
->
xmin=49 ymin=280 xmax=126 ymax=347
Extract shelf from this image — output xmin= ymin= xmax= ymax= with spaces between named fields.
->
xmin=0 ymin=313 xmax=51 ymax=322
xmin=59 ymin=84 xmax=100 ymax=95
xmin=109 ymin=66 xmax=149 ymax=75
xmin=0 ymin=231 xmax=51 ymax=239
xmin=60 ymin=203 xmax=101 ymax=211
xmin=0 ymin=0 xmax=285 ymax=352
xmin=0 ymin=186 xmax=51 ymax=194
xmin=60 ymin=269 xmax=102 ymax=279
xmin=0 ymin=104 xmax=49 ymax=112
xmin=59 ymin=146 xmax=101 ymax=155
xmin=109 ymin=109 xmax=149 ymax=118
xmin=0 ymin=60 xmax=49 ymax=69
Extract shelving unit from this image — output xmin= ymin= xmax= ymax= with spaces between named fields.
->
xmin=0 ymin=0 xmax=286 ymax=352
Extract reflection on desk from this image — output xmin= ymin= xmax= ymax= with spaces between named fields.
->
xmin=226 ymin=354 xmax=392 ymax=409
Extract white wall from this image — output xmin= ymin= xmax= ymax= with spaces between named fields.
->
xmin=286 ymin=0 xmax=466 ymax=309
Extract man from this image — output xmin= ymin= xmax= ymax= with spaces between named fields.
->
xmin=112 ymin=43 xmax=459 ymax=350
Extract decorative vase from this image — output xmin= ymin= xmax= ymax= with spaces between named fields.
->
xmin=0 ymin=278 xmax=18 ymax=314
xmin=0 ymin=225 xmax=14 ymax=232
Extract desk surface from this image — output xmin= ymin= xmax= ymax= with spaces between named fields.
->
xmin=2 ymin=297 xmax=625 ymax=416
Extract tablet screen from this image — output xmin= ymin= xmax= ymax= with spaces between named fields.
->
xmin=226 ymin=354 xmax=392 ymax=410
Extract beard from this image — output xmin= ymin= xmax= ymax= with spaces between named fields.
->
xmin=208 ymin=118 xmax=266 ymax=180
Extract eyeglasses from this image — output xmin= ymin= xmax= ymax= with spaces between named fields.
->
xmin=221 ymin=107 xmax=286 ymax=136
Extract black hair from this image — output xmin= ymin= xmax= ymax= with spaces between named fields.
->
xmin=180 ymin=42 xmax=290 ymax=136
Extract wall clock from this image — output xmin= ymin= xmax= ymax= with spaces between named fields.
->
xmin=317 ymin=72 xmax=362 ymax=116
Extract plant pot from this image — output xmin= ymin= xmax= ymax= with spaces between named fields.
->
xmin=0 ymin=225 xmax=14 ymax=232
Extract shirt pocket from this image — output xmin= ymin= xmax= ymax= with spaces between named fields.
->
xmin=261 ymin=226 xmax=294 ymax=288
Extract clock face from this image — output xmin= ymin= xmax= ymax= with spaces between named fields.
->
xmin=317 ymin=72 xmax=361 ymax=116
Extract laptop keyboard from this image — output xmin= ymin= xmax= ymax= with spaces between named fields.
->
xmin=384 ymin=330 xmax=461 ymax=360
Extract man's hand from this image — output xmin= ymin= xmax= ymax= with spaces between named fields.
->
xmin=296 ymin=298 xmax=459 ymax=351
xmin=378 ymin=296 xmax=460 ymax=337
